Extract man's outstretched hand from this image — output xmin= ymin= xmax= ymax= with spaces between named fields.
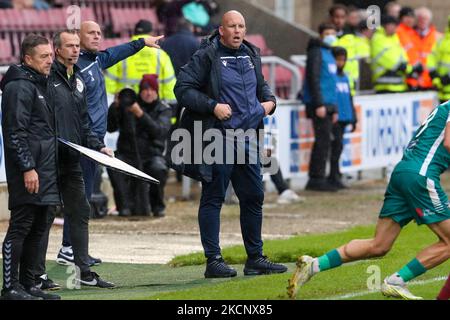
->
xmin=144 ymin=35 xmax=164 ymax=49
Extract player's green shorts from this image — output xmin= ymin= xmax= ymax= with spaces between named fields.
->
xmin=379 ymin=171 xmax=450 ymax=227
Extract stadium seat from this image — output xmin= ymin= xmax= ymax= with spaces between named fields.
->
xmin=245 ymin=34 xmax=273 ymax=56
xmin=99 ymin=37 xmax=129 ymax=51
xmin=110 ymin=7 xmax=161 ymax=37
xmin=262 ymin=65 xmax=294 ymax=100
xmin=60 ymin=1 xmax=156 ymax=26
xmin=0 ymin=39 xmax=15 ymax=65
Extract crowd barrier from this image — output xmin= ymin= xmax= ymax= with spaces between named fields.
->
xmin=0 ymin=91 xmax=440 ymax=200
xmin=270 ymin=91 xmax=438 ymax=180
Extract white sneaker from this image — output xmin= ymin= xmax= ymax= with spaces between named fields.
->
xmin=277 ymin=189 xmax=305 ymax=204
xmin=381 ymin=278 xmax=423 ymax=300
xmin=287 ymin=255 xmax=315 ymax=299
xmin=56 ymin=246 xmax=74 ymax=266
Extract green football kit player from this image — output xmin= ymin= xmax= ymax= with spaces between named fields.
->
xmin=288 ymin=101 xmax=450 ymax=300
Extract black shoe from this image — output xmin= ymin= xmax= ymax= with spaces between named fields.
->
xmin=25 ymin=285 xmax=61 ymax=300
xmin=244 ymin=255 xmax=288 ymax=275
xmin=305 ymin=179 xmax=338 ymax=192
xmin=118 ymin=208 xmax=131 ymax=217
xmin=1 ymin=285 xmax=42 ymax=300
xmin=79 ymin=271 xmax=115 ymax=288
xmin=328 ymin=178 xmax=347 ymax=189
xmin=204 ymin=255 xmax=237 ymax=278
xmin=88 ymin=255 xmax=102 ymax=266
xmin=153 ymin=210 xmax=165 ymax=218
xmin=36 ymin=274 xmax=61 ymax=291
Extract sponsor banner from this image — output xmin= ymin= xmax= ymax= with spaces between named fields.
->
xmin=0 ymin=91 xmax=439 ymax=183
xmin=276 ymin=91 xmax=438 ymax=178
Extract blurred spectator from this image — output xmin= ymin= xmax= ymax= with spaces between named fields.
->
xmin=345 ymin=5 xmax=362 ymax=32
xmin=12 ymin=0 xmax=50 ymax=9
xmin=0 ymin=0 xmax=12 ymax=8
xmin=355 ymin=20 xmax=372 ymax=63
xmin=329 ymin=4 xmax=347 ymax=37
xmin=397 ymin=7 xmax=422 ymax=91
xmin=156 ymin=0 xmax=218 ymax=36
xmin=329 ymin=4 xmax=358 ymax=95
xmin=428 ymin=16 xmax=450 ymax=103
xmin=161 ymin=18 xmax=200 ymax=77
xmin=303 ymin=23 xmax=339 ymax=192
xmin=384 ymin=1 xmax=401 ymax=19
xmin=371 ymin=15 xmax=413 ymax=93
xmin=107 ymin=75 xmax=172 ymax=217
xmin=267 ymin=159 xmax=305 ymax=204
xmin=105 ymin=20 xmax=177 ymax=107
xmin=182 ymin=0 xmax=218 ymax=35
xmin=156 ymin=0 xmax=192 ymax=36
xmin=330 ymin=46 xmax=357 ymax=189
xmin=414 ymin=6 xmax=442 ymax=90
xmin=12 ymin=0 xmax=32 ymax=8
xmin=355 ymin=21 xmax=374 ymax=90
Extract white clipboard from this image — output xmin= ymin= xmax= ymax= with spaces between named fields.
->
xmin=58 ymin=138 xmax=160 ymax=184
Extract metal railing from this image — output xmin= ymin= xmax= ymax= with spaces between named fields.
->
xmin=289 ymin=54 xmax=307 ymax=68
xmin=261 ymin=56 xmax=302 ymax=101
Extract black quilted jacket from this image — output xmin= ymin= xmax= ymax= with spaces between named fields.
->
xmin=0 ymin=64 xmax=61 ymax=209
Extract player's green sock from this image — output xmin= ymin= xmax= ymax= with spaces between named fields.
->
xmin=317 ymin=249 xmax=342 ymax=272
xmin=397 ymin=258 xmax=427 ymax=282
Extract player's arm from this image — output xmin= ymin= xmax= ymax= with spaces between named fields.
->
xmin=443 ymin=121 xmax=450 ymax=153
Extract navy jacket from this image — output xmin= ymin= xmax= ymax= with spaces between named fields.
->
xmin=76 ymin=39 xmax=145 ymax=138
xmin=335 ymin=72 xmax=356 ymax=123
xmin=172 ymin=30 xmax=276 ymax=182
xmin=302 ymin=38 xmax=338 ymax=117
xmin=161 ymin=28 xmax=200 ymax=76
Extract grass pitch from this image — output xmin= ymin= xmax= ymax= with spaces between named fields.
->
xmin=1 ymin=223 xmax=447 ymax=300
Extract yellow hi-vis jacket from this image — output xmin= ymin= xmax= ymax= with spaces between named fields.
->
xmin=427 ymin=28 xmax=450 ymax=102
xmin=105 ymin=34 xmax=177 ymax=103
xmin=355 ymin=35 xmax=370 ymax=63
xmin=370 ymin=27 xmax=411 ymax=93
xmin=335 ymin=33 xmax=358 ymax=95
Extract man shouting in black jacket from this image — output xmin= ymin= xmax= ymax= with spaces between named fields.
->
xmin=1 ymin=34 xmax=61 ymax=300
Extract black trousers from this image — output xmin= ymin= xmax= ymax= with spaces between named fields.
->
xmin=309 ymin=114 xmax=333 ymax=180
xmin=108 ymin=153 xmax=168 ymax=215
xmin=35 ymin=206 xmax=58 ymax=278
xmin=36 ymin=165 xmax=92 ymax=275
xmin=263 ymin=157 xmax=288 ymax=195
xmin=329 ymin=122 xmax=347 ymax=180
xmin=2 ymin=204 xmax=49 ymax=290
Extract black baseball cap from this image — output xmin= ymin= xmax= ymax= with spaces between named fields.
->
xmin=134 ymin=19 xmax=153 ymax=34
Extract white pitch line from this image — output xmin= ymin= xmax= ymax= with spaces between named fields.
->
xmin=323 ymin=276 xmax=447 ymax=300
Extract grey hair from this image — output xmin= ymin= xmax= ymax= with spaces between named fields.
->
xmin=53 ymin=29 xmax=79 ymax=49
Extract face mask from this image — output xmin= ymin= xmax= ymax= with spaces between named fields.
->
xmin=323 ymin=35 xmax=337 ymax=45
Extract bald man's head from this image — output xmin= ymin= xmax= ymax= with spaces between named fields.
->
xmin=80 ymin=20 xmax=102 ymax=52
xmin=219 ymin=10 xmax=246 ymax=49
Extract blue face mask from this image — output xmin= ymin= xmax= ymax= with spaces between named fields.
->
xmin=323 ymin=35 xmax=337 ymax=46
